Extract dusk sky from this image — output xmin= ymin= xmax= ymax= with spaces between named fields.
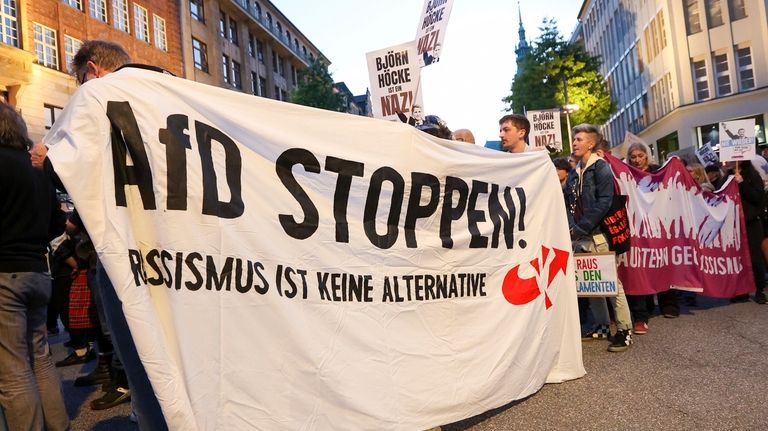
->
xmin=272 ymin=0 xmax=585 ymax=142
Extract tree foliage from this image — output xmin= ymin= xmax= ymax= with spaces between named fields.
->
xmin=503 ymin=19 xmax=615 ymax=150
xmin=291 ymin=57 xmax=345 ymax=112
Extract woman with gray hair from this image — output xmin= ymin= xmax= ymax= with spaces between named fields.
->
xmin=624 ymin=140 xmax=680 ymax=333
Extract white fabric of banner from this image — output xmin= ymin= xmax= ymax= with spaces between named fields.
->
xmin=44 ymin=68 xmax=584 ymax=430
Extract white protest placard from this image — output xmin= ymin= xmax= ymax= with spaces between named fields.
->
xmin=719 ymin=119 xmax=756 ymax=162
xmin=574 ymin=253 xmax=618 ymax=297
xmin=366 ymin=41 xmax=423 ymax=121
xmin=44 ymin=68 xmax=584 ymax=431
xmin=696 ymin=142 xmax=719 ymax=167
xmin=415 ymin=0 xmax=454 ymax=67
xmin=526 ymin=109 xmax=563 ymax=151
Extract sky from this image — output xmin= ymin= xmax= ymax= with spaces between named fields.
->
xmin=271 ymin=0 xmax=584 ymax=143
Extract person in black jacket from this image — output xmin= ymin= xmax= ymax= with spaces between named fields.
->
xmin=724 ymin=160 xmax=767 ymax=304
xmin=0 ymin=102 xmax=69 ymax=430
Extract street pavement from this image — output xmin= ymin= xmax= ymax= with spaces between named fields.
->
xmin=53 ymin=296 xmax=768 ymax=430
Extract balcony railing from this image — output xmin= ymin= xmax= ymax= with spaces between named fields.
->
xmin=230 ymin=0 xmax=311 ymax=64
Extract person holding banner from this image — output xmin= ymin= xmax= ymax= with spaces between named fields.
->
xmin=33 ymin=40 xmax=169 ymax=430
xmin=564 ymin=124 xmax=632 ymax=352
xmin=624 ymin=141 xmax=680 ymax=333
xmin=722 ymin=160 xmax=767 ymax=304
xmin=498 ymin=114 xmax=530 ymax=153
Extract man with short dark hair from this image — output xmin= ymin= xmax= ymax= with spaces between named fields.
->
xmin=0 ymin=102 xmax=68 ymax=431
xmin=498 ymin=114 xmax=530 ymax=153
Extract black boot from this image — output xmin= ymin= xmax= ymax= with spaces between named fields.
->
xmin=74 ymin=353 xmax=112 ymax=387
xmin=91 ymin=369 xmax=131 ymax=410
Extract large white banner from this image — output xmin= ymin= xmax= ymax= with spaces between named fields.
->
xmin=415 ymin=0 xmax=454 ymax=66
xmin=44 ymin=68 xmax=584 ymax=430
xmin=366 ymin=41 xmax=423 ymax=121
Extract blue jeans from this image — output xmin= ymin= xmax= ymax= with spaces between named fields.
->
xmin=95 ymin=263 xmax=168 ymax=431
xmin=0 ymin=272 xmax=69 ymax=431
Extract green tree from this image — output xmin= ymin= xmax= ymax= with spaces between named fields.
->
xmin=503 ymin=19 xmax=615 ymax=154
xmin=291 ymin=57 xmax=345 ymax=112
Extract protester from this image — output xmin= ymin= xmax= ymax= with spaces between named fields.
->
xmin=564 ymin=124 xmax=632 ymax=352
xmin=0 ymin=102 xmax=69 ymax=431
xmin=33 ymin=39 xmax=169 ymax=430
xmin=687 ymin=162 xmax=715 ymax=192
xmin=452 ymin=128 xmax=475 ymax=144
xmin=417 ymin=115 xmax=452 ymax=139
xmin=552 ymin=157 xmax=572 ymax=190
xmin=498 ymin=114 xmax=530 ymax=153
xmin=706 ymin=164 xmax=726 ymax=189
xmin=624 ymin=141 xmax=679 ymax=333
xmin=722 ymin=160 xmax=767 ymax=304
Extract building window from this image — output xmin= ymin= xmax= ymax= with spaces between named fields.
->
xmin=251 ymin=71 xmax=258 ymax=95
xmin=219 ymin=10 xmax=226 ymax=37
xmin=712 ymin=53 xmax=730 ymax=96
xmin=736 ymin=46 xmax=754 ymax=90
xmin=685 ymin=0 xmax=701 ymax=34
xmin=257 ymin=39 xmax=264 ymax=63
xmin=63 ymin=0 xmax=82 ymax=11
xmin=90 ymin=0 xmax=107 ymax=22
xmin=276 ymin=22 xmax=282 ymax=36
xmin=44 ymin=104 xmax=63 ymax=130
xmin=229 ymin=18 xmax=238 ymax=45
xmin=0 ymin=0 xmax=19 ymax=47
xmin=692 ymin=59 xmax=709 ymax=101
xmin=705 ymin=0 xmax=723 ymax=27
xmin=272 ymin=52 xmax=278 ymax=73
xmin=153 ymin=15 xmax=167 ymax=51
xmin=274 ymin=85 xmax=279 ymax=100
xmin=253 ymin=1 xmax=261 ymax=19
xmin=267 ymin=13 xmax=272 ymax=29
xmin=232 ymin=61 xmax=241 ymax=89
xmin=113 ymin=0 xmax=129 ymax=32
xmin=134 ymin=4 xmax=149 ymax=43
xmin=248 ymin=32 xmax=255 ymax=57
xmin=190 ymin=0 xmax=204 ymax=22
xmin=64 ymin=35 xmax=82 ymax=73
xmin=222 ymin=54 xmax=230 ymax=84
xmin=192 ymin=38 xmax=208 ymax=72
xmin=294 ymin=37 xmax=299 ymax=52
xmin=259 ymin=74 xmax=266 ymax=96
xmin=33 ymin=23 xmax=59 ymax=69
xmin=278 ymin=55 xmax=284 ymax=77
xmin=291 ymin=64 xmax=296 ymax=85
xmin=728 ymin=0 xmax=747 ymax=20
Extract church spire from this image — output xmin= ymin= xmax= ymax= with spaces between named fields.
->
xmin=515 ymin=1 xmax=532 ymax=76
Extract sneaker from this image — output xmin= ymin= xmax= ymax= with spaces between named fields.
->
xmin=55 ymin=349 xmax=96 ymax=367
xmin=633 ymin=321 xmax=648 ymax=335
xmin=90 ymin=386 xmax=131 ymax=410
xmin=607 ymin=329 xmax=632 ymax=352
xmin=755 ymin=292 xmax=767 ymax=304
xmin=74 ymin=363 xmax=112 ymax=387
xmin=581 ymin=324 xmax=610 ymax=341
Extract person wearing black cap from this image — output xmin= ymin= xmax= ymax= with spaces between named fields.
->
xmin=416 ymin=115 xmax=452 ymax=139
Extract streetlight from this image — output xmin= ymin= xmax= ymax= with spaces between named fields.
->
xmin=561 ymin=75 xmax=579 ymax=148
xmin=562 ymin=103 xmax=579 ymax=148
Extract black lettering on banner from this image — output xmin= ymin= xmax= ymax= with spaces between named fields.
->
xmin=174 ymin=252 xmax=184 ymax=290
xmin=325 ymin=156 xmax=364 ymax=243
xmin=234 ymin=258 xmax=253 ymax=293
xmin=107 ymin=101 xmax=156 ymax=209
xmin=205 ymin=255 xmax=233 ymax=291
xmin=128 ymin=249 xmax=147 ymax=285
xmin=364 ymin=166 xmax=405 ymax=249
xmin=467 ymin=180 xmax=489 ymax=248
xmin=145 ymin=249 xmax=163 ymax=286
xmin=185 ymin=252 xmax=203 ymax=291
xmin=487 ymin=185 xmax=514 ymax=249
xmin=404 ymin=172 xmax=440 ymax=248
xmin=276 ymin=148 xmax=320 ymax=240
xmin=160 ymin=249 xmax=173 ymax=288
xmin=253 ymin=262 xmax=269 ymax=294
xmin=439 ymin=176 xmax=469 ymax=248
xmin=158 ymin=115 xmax=192 ymax=211
xmin=195 ymin=121 xmax=244 ymax=219
xmin=516 ymin=187 xmax=527 ymax=248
